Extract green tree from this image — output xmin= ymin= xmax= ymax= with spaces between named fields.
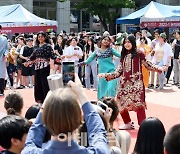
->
xmin=75 ymin=0 xmax=137 ymax=34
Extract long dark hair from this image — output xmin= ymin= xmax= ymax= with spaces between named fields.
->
xmin=134 ymin=117 xmax=166 ymax=154
xmin=121 ymin=35 xmax=137 ymax=59
xmin=35 ymin=31 xmax=50 ymax=46
xmin=86 ymin=37 xmax=95 ymax=54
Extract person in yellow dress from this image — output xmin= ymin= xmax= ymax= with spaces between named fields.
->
xmin=137 ymin=37 xmax=151 ymax=88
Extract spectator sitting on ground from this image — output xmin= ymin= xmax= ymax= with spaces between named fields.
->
xmin=79 ymin=103 xmax=121 ymax=154
xmin=101 ymin=97 xmax=131 ymax=154
xmin=163 ymin=124 xmax=180 ymax=154
xmin=4 ymin=91 xmax=24 ymax=115
xmin=24 ymin=103 xmax=51 ymax=143
xmin=0 ymin=115 xmax=30 ymax=154
xmin=25 ymin=103 xmax=42 ymax=123
xmin=133 ymin=117 xmax=166 ymax=154
xmin=21 ymin=74 xmax=109 ymax=154
xmin=79 ymin=97 xmax=131 ymax=154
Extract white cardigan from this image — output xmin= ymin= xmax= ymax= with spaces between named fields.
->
xmin=152 ymin=42 xmax=173 ymax=66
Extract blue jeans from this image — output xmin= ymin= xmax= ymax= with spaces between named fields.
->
xmin=157 ymin=61 xmax=166 ymax=87
xmin=173 ymin=59 xmax=180 ymax=84
xmin=85 ymin=60 xmax=98 ymax=89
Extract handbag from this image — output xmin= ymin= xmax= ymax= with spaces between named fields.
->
xmin=17 ymin=55 xmax=23 ymax=65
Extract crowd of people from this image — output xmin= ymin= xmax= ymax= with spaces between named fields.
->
xmin=0 ymin=23 xmax=180 ymax=154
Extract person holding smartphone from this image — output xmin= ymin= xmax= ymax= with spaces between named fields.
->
xmin=22 ymin=75 xmax=109 ymax=154
xmin=63 ymin=37 xmax=83 ymax=62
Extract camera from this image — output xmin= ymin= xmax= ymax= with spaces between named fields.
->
xmin=62 ymin=61 xmax=75 ymax=86
xmin=74 ymin=47 xmax=79 ymax=50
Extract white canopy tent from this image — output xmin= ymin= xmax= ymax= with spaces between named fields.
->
xmin=0 ymin=4 xmax=58 ymax=27
xmin=0 ymin=4 xmax=58 ymax=34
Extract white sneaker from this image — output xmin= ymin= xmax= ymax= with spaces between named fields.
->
xmin=119 ymin=122 xmax=134 ymax=130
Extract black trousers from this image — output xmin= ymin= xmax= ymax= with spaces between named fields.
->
xmin=166 ymin=59 xmax=173 ymax=83
xmin=34 ymin=66 xmax=50 ymax=103
xmin=0 ymin=78 xmax=5 ymax=94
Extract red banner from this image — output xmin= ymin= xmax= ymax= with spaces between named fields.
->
xmin=141 ymin=21 xmax=180 ymax=28
xmin=1 ymin=25 xmax=57 ymax=34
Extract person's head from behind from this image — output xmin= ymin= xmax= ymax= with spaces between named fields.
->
xmin=4 ymin=91 xmax=24 ymax=115
xmin=134 ymin=117 xmax=166 ymax=154
xmin=164 ymin=124 xmax=180 ymax=154
xmin=100 ymin=97 xmax=119 ymax=126
xmin=0 ymin=115 xmax=30 ymax=153
xmin=25 ymin=103 xmax=51 ymax=143
xmin=42 ymin=88 xmax=82 ymax=137
xmin=25 ymin=103 xmax=41 ymax=120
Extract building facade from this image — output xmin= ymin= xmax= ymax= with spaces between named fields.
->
xmin=0 ymin=0 xmax=33 ymax=12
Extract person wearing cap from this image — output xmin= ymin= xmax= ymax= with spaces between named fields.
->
xmin=113 ymin=34 xmax=124 ymax=67
xmin=152 ymin=32 xmax=173 ymax=90
xmin=19 ymin=38 xmax=35 ymax=88
xmin=103 ymin=31 xmax=110 ymax=37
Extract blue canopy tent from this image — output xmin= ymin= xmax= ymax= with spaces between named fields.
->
xmin=116 ymin=1 xmax=180 ymax=27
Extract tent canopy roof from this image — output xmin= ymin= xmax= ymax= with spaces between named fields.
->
xmin=0 ymin=4 xmax=57 ymax=26
xmin=116 ymin=1 xmax=180 ymax=24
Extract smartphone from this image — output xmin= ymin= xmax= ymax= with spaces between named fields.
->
xmin=62 ymin=61 xmax=75 ymax=86
xmin=74 ymin=47 xmax=79 ymax=50
xmin=97 ymin=101 xmax=108 ymax=111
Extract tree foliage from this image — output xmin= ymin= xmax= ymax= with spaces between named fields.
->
xmin=57 ymin=0 xmax=139 ymax=34
xmin=75 ymin=0 xmax=136 ymax=34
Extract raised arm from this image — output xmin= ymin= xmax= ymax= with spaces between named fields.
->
xmin=82 ymin=102 xmax=110 ymax=154
xmin=85 ymin=51 xmax=96 ymax=64
xmin=112 ymin=48 xmax=121 ymax=58
xmin=140 ymin=52 xmax=162 ymax=73
xmin=21 ymin=111 xmax=45 ymax=154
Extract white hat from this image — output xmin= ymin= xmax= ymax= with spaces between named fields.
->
xmin=103 ymin=31 xmax=110 ymax=37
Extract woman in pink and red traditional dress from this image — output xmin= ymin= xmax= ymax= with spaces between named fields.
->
xmin=99 ymin=35 xmax=163 ymax=130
